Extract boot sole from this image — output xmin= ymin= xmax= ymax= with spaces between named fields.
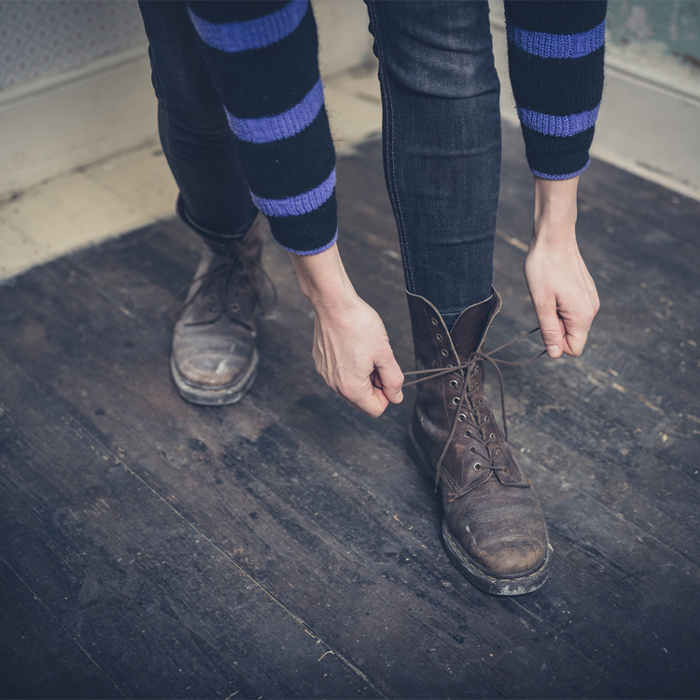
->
xmin=407 ymin=426 xmax=551 ymax=596
xmin=170 ymin=349 xmax=259 ymax=406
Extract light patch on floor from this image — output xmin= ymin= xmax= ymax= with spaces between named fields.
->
xmin=0 ymin=69 xmax=383 ymax=283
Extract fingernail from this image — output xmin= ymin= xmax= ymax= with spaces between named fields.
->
xmin=395 ymin=391 xmax=403 ymax=402
xmin=546 ymin=345 xmax=559 ymax=356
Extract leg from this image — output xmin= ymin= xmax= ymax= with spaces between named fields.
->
xmin=138 ymin=0 xmax=258 ymax=238
xmin=139 ymin=1 xmax=262 ymax=405
xmin=366 ymin=1 xmax=550 ymax=595
xmin=365 ymin=0 xmax=501 ymax=326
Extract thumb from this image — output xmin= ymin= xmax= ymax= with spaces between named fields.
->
xmin=374 ymin=351 xmax=405 ymax=404
xmin=535 ymin=300 xmax=565 ymax=359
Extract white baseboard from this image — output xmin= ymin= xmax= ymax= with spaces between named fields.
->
xmin=0 ymin=46 xmax=157 ymax=200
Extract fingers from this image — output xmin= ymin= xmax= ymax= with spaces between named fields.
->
xmin=338 ymin=374 xmax=390 ymax=418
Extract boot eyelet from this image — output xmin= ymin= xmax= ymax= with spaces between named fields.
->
xmin=452 ymin=396 xmax=460 ymax=405
xmin=469 ymin=445 xmax=477 ymax=454
xmin=449 ymin=379 xmax=459 ymax=389
xmin=457 ymin=413 xmax=467 ymax=422
xmin=495 ymin=448 xmax=502 ymax=456
xmin=489 ymin=432 xmax=495 ymax=440
xmin=435 ymin=333 xmax=443 ymax=341
xmin=473 ymin=462 xmax=483 ymax=471
xmin=431 ymin=318 xmax=438 ymax=326
xmin=440 ymin=349 xmax=449 ymax=357
xmin=465 ymin=428 xmax=472 ymax=436
xmin=231 ymin=303 xmax=240 ymax=312
xmin=474 ymin=382 xmax=480 ymax=389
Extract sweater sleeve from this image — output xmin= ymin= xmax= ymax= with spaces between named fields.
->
xmin=504 ymin=1 xmax=607 ymax=180
xmin=186 ymin=0 xmax=337 ymax=255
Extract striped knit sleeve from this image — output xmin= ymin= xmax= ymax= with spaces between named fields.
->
xmin=187 ymin=0 xmax=337 ymax=255
xmin=504 ymin=1 xmax=607 ymax=180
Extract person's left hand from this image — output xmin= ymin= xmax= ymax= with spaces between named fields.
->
xmin=524 ymin=231 xmax=599 ymax=358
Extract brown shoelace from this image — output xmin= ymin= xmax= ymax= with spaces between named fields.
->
xmin=174 ymin=238 xmax=276 ymax=330
xmin=402 ymin=329 xmax=545 ymax=488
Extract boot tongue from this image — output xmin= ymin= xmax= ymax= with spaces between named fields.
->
xmin=450 ymin=292 xmax=500 ymax=357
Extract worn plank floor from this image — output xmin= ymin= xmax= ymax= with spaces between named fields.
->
xmin=1 ymin=122 xmax=699 ymax=699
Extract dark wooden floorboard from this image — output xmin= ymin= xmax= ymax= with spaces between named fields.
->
xmin=1 ymin=122 xmax=699 ymax=698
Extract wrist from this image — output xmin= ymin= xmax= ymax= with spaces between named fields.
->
xmin=532 ymin=175 xmax=579 ymax=245
xmin=290 ymin=243 xmax=357 ymax=308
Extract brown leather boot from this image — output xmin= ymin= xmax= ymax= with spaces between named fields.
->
xmin=171 ymin=204 xmax=265 ymax=406
xmin=406 ymin=288 xmax=551 ymax=595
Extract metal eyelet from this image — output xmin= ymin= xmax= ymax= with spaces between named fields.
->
xmin=473 ymin=462 xmax=483 ymax=471
xmin=495 ymin=449 xmax=502 ymax=456
xmin=435 ymin=333 xmax=443 ymax=341
xmin=452 ymin=396 xmax=460 ymax=405
xmin=440 ymin=349 xmax=449 ymax=357
xmin=465 ymin=428 xmax=472 ymax=436
xmin=469 ymin=445 xmax=477 ymax=454
xmin=449 ymin=379 xmax=459 ymax=389
xmin=457 ymin=413 xmax=467 ymax=422
xmin=231 ymin=303 xmax=240 ymax=312
xmin=489 ymin=432 xmax=495 ymax=440
xmin=431 ymin=318 xmax=438 ymax=326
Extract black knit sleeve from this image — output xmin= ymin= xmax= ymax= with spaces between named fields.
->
xmin=187 ymin=0 xmax=338 ymax=255
xmin=504 ymin=1 xmax=607 ymax=179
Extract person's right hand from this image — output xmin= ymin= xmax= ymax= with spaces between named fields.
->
xmin=311 ymin=291 xmax=404 ymax=417
xmin=289 ymin=242 xmax=403 ymax=418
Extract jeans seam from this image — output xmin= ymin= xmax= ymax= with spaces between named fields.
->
xmin=367 ymin=0 xmax=415 ymax=293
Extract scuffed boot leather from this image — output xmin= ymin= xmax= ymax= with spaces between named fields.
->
xmin=406 ymin=288 xmax=551 ymax=595
xmin=171 ymin=213 xmax=264 ymax=406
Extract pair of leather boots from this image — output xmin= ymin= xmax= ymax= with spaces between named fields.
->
xmin=172 ymin=215 xmax=550 ymax=595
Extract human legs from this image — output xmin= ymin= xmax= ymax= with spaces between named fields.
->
xmin=366 ymin=1 xmax=550 ymax=594
xmin=138 ymin=0 xmax=257 ymax=239
xmin=365 ymin=0 xmax=501 ymax=327
xmin=139 ymin=1 xmax=263 ymax=404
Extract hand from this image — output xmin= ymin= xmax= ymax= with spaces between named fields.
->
xmin=312 ymin=292 xmax=404 ymax=417
xmin=525 ymin=175 xmax=600 ymax=358
xmin=524 ymin=234 xmax=599 ymax=358
xmin=289 ymin=243 xmax=403 ymax=417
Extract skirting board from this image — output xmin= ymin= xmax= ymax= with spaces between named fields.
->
xmin=0 ymin=46 xmax=158 ymax=200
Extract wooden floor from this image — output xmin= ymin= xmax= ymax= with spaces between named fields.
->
xmin=1 ymin=122 xmax=699 ymax=699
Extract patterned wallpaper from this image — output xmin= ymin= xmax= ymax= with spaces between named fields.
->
xmin=0 ymin=0 xmax=146 ymax=91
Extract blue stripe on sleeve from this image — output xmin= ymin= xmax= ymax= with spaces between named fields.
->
xmin=188 ymin=0 xmax=308 ymax=53
xmin=507 ymin=19 xmax=605 ymax=60
xmin=518 ymin=104 xmax=600 ymax=137
xmin=251 ymin=167 xmax=336 ymax=217
xmin=226 ymin=75 xmax=324 ymax=143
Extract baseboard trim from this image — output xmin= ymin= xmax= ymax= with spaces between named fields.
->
xmin=0 ymin=45 xmax=157 ymax=200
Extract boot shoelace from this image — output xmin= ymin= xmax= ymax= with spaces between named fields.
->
xmin=175 ymin=238 xmax=276 ymax=331
xmin=402 ymin=329 xmax=545 ymax=489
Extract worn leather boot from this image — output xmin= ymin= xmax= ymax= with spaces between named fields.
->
xmin=171 ymin=202 xmax=264 ymax=406
xmin=406 ymin=288 xmax=551 ymax=595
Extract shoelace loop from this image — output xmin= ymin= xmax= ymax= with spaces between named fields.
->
xmin=403 ymin=328 xmax=545 ymax=489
